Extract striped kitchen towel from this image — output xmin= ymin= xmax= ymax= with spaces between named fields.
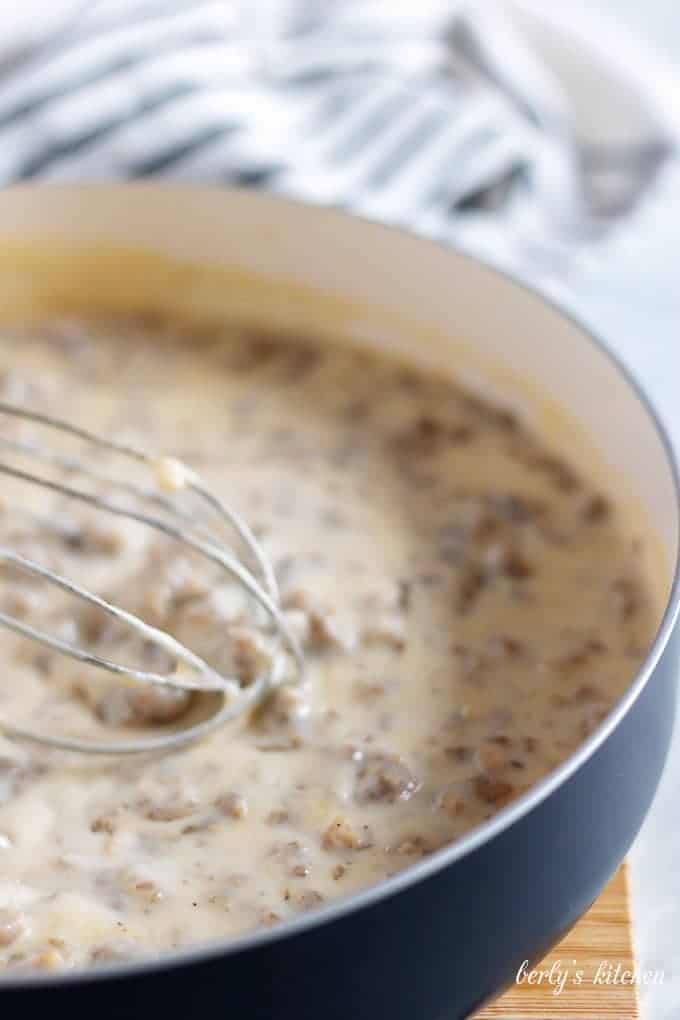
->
xmin=0 ymin=4 xmax=536 ymax=210
xmin=0 ymin=0 xmax=670 ymax=278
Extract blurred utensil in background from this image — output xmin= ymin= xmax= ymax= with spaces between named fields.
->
xmin=450 ymin=1 xmax=674 ymax=226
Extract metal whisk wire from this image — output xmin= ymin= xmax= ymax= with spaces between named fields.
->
xmin=0 ymin=401 xmax=305 ymax=754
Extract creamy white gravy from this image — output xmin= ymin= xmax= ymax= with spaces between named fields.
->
xmin=0 ymin=314 xmax=657 ymax=971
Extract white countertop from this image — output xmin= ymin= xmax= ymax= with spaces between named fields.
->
xmin=581 ymin=0 xmax=680 ymax=66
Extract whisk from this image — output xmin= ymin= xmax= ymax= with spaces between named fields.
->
xmin=0 ymin=401 xmax=305 ymax=755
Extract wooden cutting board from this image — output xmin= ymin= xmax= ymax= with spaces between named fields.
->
xmin=474 ymin=866 xmax=637 ymax=1020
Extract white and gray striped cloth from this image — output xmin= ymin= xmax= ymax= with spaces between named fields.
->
xmin=0 ymin=0 xmax=672 ymax=278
